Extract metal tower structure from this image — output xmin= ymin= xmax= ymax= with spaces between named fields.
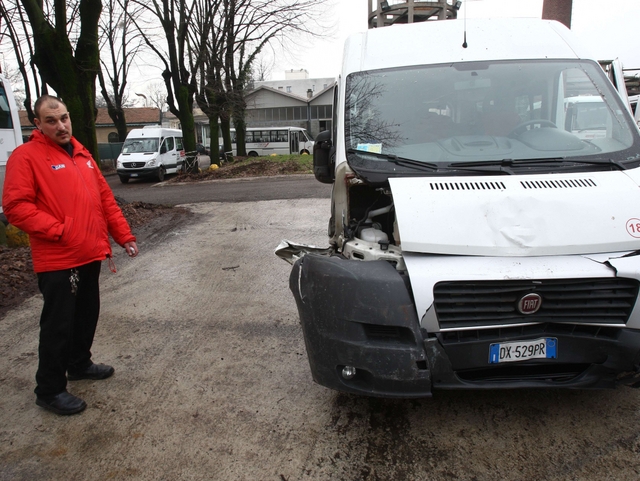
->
xmin=368 ymin=0 xmax=461 ymax=28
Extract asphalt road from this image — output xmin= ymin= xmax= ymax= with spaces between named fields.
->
xmin=106 ymin=157 xmax=331 ymax=205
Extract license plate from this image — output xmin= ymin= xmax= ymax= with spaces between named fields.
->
xmin=489 ymin=338 xmax=557 ymax=364
xmin=130 ymin=173 xmax=138 ymax=177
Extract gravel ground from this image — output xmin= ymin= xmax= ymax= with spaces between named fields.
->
xmin=2 ymin=199 xmax=640 ymax=480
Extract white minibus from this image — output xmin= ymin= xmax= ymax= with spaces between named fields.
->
xmin=0 ymin=75 xmax=23 ymax=214
xmin=221 ymin=127 xmax=314 ymax=157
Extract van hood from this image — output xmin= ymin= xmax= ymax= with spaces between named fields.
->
xmin=117 ymin=152 xmax=158 ymax=162
xmin=389 ymin=170 xmax=640 ymax=256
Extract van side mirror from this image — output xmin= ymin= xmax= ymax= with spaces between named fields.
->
xmin=313 ymin=130 xmax=334 ymax=184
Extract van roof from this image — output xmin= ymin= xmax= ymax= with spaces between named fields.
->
xmin=127 ymin=127 xmax=182 ymax=137
xmin=342 ymin=18 xmax=593 ymax=76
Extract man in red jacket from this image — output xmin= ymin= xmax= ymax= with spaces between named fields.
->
xmin=2 ymin=95 xmax=139 ymax=415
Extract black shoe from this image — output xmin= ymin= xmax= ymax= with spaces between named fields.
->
xmin=36 ymin=391 xmax=87 ymax=415
xmin=68 ymin=363 xmax=115 ymax=381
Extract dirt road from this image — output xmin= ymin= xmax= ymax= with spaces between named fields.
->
xmin=2 ymin=199 xmax=640 ymax=480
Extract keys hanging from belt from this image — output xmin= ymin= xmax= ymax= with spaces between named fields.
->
xmin=69 ymin=269 xmax=79 ymax=295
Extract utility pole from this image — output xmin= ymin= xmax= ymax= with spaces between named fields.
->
xmin=542 ymin=0 xmax=572 ymax=28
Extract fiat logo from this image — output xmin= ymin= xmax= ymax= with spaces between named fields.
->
xmin=517 ymin=293 xmax=542 ymax=315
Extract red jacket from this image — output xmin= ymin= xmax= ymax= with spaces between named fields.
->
xmin=2 ymin=130 xmax=135 ymax=273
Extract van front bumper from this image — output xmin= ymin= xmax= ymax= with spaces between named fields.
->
xmin=289 ymin=254 xmax=640 ymax=398
xmin=117 ymin=167 xmax=160 ymax=179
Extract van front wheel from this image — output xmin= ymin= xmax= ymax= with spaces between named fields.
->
xmin=119 ymin=175 xmax=129 ymax=184
xmin=157 ymin=166 xmax=166 ymax=182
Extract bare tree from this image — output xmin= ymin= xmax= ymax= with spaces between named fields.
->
xmin=194 ymin=0 xmax=227 ymax=163
xmin=190 ymin=0 xmax=329 ymax=162
xmin=130 ymin=0 xmax=212 ymax=172
xmin=15 ymin=0 xmax=103 ymax=159
xmin=0 ymin=0 xmax=46 ymax=122
xmin=0 ymin=61 xmax=27 ymax=105
xmin=98 ymin=0 xmax=144 ymax=141
xmin=222 ymin=0 xmax=328 ymax=156
xmin=144 ymin=81 xmax=169 ymax=111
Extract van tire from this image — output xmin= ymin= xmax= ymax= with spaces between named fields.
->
xmin=157 ymin=166 xmax=166 ymax=182
xmin=119 ymin=175 xmax=129 ymax=184
xmin=248 ymin=151 xmax=258 ymax=157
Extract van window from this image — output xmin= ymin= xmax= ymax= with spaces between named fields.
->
xmin=164 ymin=137 xmax=175 ymax=152
xmin=176 ymin=137 xmax=184 ymax=150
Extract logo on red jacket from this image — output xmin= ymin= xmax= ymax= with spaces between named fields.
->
xmin=87 ymin=160 xmax=94 ymax=169
xmin=51 ymin=164 xmax=66 ymax=170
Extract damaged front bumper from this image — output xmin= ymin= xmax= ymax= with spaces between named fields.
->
xmin=289 ymin=253 xmax=640 ymax=398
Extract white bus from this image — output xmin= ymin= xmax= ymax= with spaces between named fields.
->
xmin=222 ymin=126 xmax=314 ymax=157
xmin=0 ymin=75 xmax=23 ymax=214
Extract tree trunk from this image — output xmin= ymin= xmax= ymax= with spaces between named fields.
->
xmin=21 ymin=0 xmax=102 ymax=161
xmin=109 ymin=106 xmax=128 ymax=142
xmin=177 ymin=85 xmax=198 ymax=173
xmin=209 ymin=119 xmax=220 ymax=165
xmin=220 ymin=112 xmax=233 ymax=161
xmin=233 ymin=114 xmax=247 ymax=157
xmin=98 ymin=71 xmax=128 ymax=141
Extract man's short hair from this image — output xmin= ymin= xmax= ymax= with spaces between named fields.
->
xmin=34 ymin=95 xmax=67 ymax=119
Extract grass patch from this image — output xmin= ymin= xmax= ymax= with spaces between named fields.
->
xmin=235 ymin=153 xmax=313 ymax=171
xmin=171 ymin=153 xmax=313 ymax=182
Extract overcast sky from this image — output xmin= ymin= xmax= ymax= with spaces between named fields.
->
xmin=265 ymin=0 xmax=640 ymax=81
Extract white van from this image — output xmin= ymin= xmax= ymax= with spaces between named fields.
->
xmin=116 ymin=127 xmax=184 ymax=183
xmin=0 ymin=74 xmax=23 ymax=214
xmin=277 ymin=19 xmax=640 ymax=397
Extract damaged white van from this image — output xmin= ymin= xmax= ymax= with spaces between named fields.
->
xmin=276 ymin=18 xmax=640 ymax=397
xmin=116 ymin=127 xmax=184 ymax=183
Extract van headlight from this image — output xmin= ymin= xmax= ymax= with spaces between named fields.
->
xmin=117 ymin=160 xmax=122 ymax=168
xmin=147 ymin=160 xmax=156 ymax=166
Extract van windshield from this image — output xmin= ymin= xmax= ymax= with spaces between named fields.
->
xmin=345 ymin=60 xmax=640 ymax=174
xmin=122 ymin=138 xmax=159 ymax=154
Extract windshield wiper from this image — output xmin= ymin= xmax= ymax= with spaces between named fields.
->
xmin=450 ymin=157 xmax=627 ymax=171
xmin=347 ymin=148 xmax=438 ymax=171
xmin=450 ymin=158 xmax=563 ymax=168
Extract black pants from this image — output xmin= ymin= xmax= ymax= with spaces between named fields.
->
xmin=35 ymin=261 xmax=102 ymax=397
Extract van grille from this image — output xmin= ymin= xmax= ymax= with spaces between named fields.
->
xmin=123 ymin=162 xmax=146 ymax=168
xmin=433 ymin=278 xmax=639 ymax=330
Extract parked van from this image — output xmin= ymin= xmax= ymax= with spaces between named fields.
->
xmin=116 ymin=127 xmax=184 ymax=183
xmin=277 ymin=18 xmax=640 ymax=397
xmin=0 ymin=74 xmax=23 ymax=214
xmin=630 ymin=94 xmax=640 ymax=129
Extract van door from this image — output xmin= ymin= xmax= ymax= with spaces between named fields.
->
xmin=290 ymin=131 xmax=300 ymax=154
xmin=159 ymin=136 xmax=179 ymax=173
xmin=175 ymin=137 xmax=185 ymax=171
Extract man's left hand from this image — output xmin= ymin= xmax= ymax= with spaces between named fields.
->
xmin=124 ymin=241 xmax=139 ymax=257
